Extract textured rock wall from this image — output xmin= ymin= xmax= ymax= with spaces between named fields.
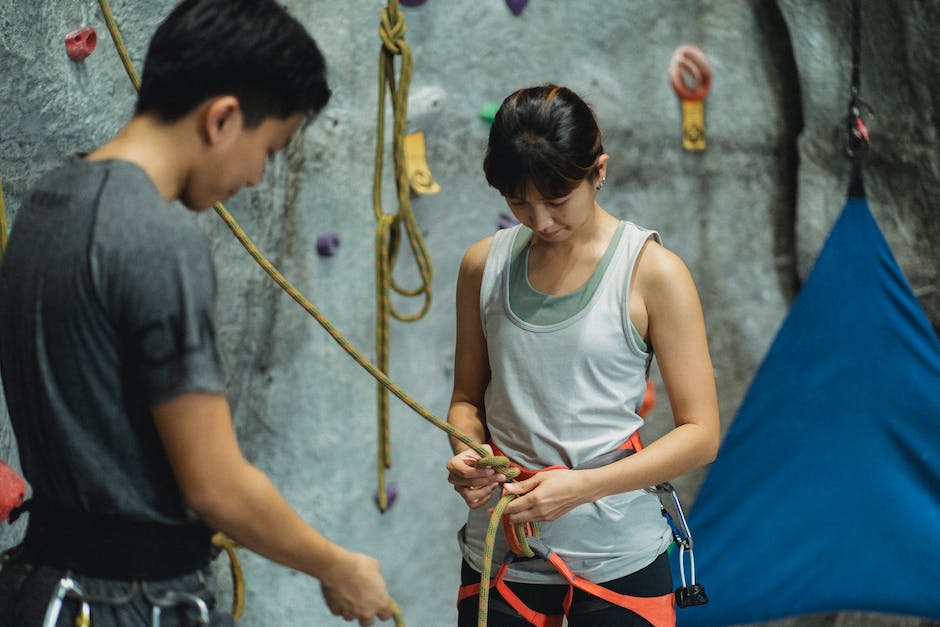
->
xmin=0 ymin=1 xmax=937 ymax=625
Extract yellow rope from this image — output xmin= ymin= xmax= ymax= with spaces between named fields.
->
xmin=373 ymin=0 xmax=434 ymax=512
xmin=478 ymin=494 xmax=512 ymax=627
xmin=0 ymin=176 xmax=8 ymax=256
xmin=212 ymin=533 xmax=245 ymax=620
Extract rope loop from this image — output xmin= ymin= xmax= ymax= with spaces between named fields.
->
xmin=476 ymin=456 xmax=520 ymax=481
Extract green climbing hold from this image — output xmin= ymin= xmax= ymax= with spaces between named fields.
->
xmin=480 ymin=102 xmax=500 ymax=125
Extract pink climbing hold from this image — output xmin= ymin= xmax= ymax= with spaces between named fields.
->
xmin=65 ymin=26 xmax=97 ymax=62
xmin=506 ymin=0 xmax=528 ymax=16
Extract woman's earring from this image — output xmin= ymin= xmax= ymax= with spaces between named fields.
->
xmin=596 ymin=177 xmax=606 ymax=191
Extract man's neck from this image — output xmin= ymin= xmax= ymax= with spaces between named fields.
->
xmin=86 ymin=113 xmax=196 ymax=204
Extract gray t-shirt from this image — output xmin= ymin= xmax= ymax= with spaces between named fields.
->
xmin=0 ymin=156 xmax=225 ymax=525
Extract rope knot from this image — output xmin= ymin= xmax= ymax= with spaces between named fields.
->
xmin=477 ymin=455 xmax=520 ymax=480
xmin=379 ymin=6 xmax=407 ymax=55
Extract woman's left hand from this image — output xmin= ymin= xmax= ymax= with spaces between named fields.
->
xmin=500 ymin=469 xmax=588 ymax=523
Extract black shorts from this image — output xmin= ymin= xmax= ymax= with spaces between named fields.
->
xmin=458 ymin=550 xmax=673 ymax=627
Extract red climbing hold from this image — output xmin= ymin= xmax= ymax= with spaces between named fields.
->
xmin=0 ymin=459 xmax=25 ymax=522
xmin=65 ymin=26 xmax=97 ymax=62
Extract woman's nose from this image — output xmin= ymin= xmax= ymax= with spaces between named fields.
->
xmin=530 ymin=205 xmax=553 ymax=230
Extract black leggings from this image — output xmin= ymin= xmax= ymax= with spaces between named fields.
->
xmin=457 ymin=551 xmax=673 ymax=627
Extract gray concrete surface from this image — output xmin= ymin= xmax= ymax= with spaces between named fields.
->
xmin=1 ymin=1 xmax=938 ymax=625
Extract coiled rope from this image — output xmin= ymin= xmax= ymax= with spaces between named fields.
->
xmin=372 ymin=0 xmax=434 ymax=513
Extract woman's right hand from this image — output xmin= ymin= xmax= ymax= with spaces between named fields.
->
xmin=446 ymin=445 xmax=506 ymax=509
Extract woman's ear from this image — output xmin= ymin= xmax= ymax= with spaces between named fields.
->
xmin=202 ymin=96 xmax=242 ymax=148
xmin=594 ymin=153 xmax=609 ymax=189
xmin=596 ymin=153 xmax=609 ymax=182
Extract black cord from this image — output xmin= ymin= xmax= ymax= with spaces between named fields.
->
xmin=846 ymin=0 xmax=867 ymax=198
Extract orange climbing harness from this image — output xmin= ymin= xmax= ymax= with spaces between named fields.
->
xmin=458 ymin=431 xmax=678 ymax=626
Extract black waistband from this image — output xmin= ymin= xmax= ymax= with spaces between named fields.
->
xmin=17 ymin=499 xmax=212 ymax=581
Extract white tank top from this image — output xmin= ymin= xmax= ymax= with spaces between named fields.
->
xmin=458 ymin=221 xmax=673 ymax=584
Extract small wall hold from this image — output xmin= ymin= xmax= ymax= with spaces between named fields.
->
xmin=480 ymin=102 xmax=500 ymax=126
xmin=498 ymin=211 xmax=519 ymax=230
xmin=316 ymin=232 xmax=341 ymax=257
xmin=373 ymin=482 xmax=398 ymax=511
xmin=0 ymin=459 xmax=26 ymax=523
xmin=669 ymin=45 xmax=712 ymax=151
xmin=399 ymin=0 xmax=427 ymax=5
xmin=403 ymin=131 xmax=441 ymax=195
xmin=65 ymin=26 xmax=97 ymax=62
xmin=506 ymin=0 xmax=529 ymax=16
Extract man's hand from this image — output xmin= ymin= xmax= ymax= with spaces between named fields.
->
xmin=320 ymin=550 xmax=394 ymax=626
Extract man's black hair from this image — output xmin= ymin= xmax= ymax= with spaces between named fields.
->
xmin=136 ymin=0 xmax=331 ymax=127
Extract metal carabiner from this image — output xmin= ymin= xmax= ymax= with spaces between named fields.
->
xmin=42 ymin=576 xmax=86 ymax=627
xmin=647 ymin=482 xmax=709 ymax=607
xmin=143 ymin=584 xmax=210 ymax=627
xmin=648 ymin=482 xmax=694 ymax=550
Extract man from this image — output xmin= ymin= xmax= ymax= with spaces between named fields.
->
xmin=0 ymin=1 xmax=393 ymax=624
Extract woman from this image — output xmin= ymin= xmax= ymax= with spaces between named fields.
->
xmin=446 ymin=84 xmax=720 ymax=626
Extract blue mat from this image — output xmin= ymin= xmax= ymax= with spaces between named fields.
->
xmin=676 ymin=196 xmax=940 ymax=625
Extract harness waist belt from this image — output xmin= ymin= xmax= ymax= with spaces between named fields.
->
xmin=19 ymin=499 xmax=212 ymax=581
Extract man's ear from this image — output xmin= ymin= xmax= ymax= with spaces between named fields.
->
xmin=202 ymin=96 xmax=242 ymax=148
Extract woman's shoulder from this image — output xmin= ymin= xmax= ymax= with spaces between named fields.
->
xmin=634 ymin=238 xmax=699 ymax=313
xmin=460 ymin=236 xmax=494 ymax=277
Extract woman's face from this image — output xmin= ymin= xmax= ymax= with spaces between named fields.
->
xmin=504 ymin=157 xmax=607 ymax=244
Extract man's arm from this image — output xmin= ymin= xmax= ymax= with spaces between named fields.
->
xmin=152 ymin=392 xmax=393 ymax=623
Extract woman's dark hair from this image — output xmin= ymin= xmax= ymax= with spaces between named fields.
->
xmin=135 ymin=0 xmax=331 ymax=128
xmin=483 ymin=84 xmax=604 ymax=199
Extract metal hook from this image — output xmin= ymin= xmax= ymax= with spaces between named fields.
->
xmin=142 ymin=583 xmax=210 ymax=626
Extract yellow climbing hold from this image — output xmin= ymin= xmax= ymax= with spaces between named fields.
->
xmin=404 ymin=131 xmax=440 ymax=195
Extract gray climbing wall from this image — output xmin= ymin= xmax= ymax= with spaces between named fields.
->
xmin=1 ymin=1 xmax=938 ymax=625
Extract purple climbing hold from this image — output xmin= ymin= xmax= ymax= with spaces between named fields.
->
xmin=399 ymin=0 xmax=427 ymax=6
xmin=374 ymin=482 xmax=399 ymax=510
xmin=506 ymin=0 xmax=528 ymax=16
xmin=316 ymin=232 xmax=340 ymax=257
xmin=498 ymin=211 xmax=520 ymax=230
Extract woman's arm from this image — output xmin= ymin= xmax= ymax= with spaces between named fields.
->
xmin=503 ymin=240 xmax=720 ymax=522
xmin=445 ymin=238 xmax=506 ymax=507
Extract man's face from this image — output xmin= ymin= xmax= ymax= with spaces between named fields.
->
xmin=183 ymin=111 xmax=305 ymax=211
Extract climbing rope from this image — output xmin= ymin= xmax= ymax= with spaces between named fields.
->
xmin=0 ymin=176 xmax=8 ymax=256
xmin=372 ymin=0 xmax=434 ymax=512
xmin=211 ymin=533 xmax=245 ymax=621
xmin=94 ymin=2 xmax=527 ymax=624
